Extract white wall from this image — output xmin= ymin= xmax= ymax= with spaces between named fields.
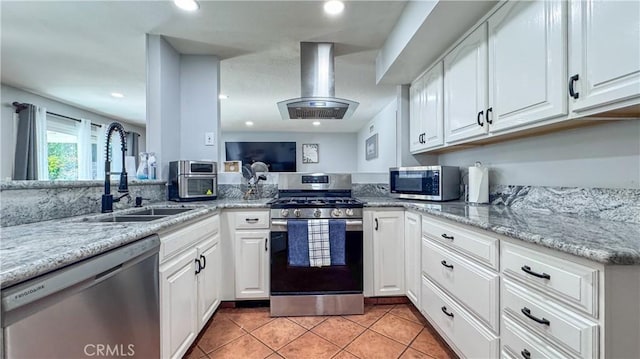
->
xmin=221 ymin=131 xmax=357 ymax=173
xmin=180 ymin=55 xmax=220 ymax=162
xmin=437 ymin=121 xmax=640 ymax=189
xmin=0 ymin=84 xmax=146 ymax=180
xmin=146 ymin=34 xmax=181 ymax=179
xmin=357 ymin=99 xmax=397 ymax=172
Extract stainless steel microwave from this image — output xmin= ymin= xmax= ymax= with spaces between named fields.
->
xmin=389 ymin=166 xmax=460 ymax=201
xmin=168 ymin=160 xmax=218 ymax=201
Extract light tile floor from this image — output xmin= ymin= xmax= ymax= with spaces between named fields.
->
xmin=184 ymin=304 xmax=457 ymax=359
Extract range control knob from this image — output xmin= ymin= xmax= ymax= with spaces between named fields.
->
xmin=313 ymin=209 xmax=321 ymax=218
xmin=293 ymin=209 xmax=301 ymax=217
xmin=345 ymin=208 xmax=354 ymax=217
xmin=331 ymin=209 xmax=343 ymax=217
xmin=280 ymin=209 xmax=290 ymax=217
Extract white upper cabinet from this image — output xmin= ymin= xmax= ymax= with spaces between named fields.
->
xmin=411 ymin=62 xmax=445 ymax=153
xmin=444 ymin=23 xmax=489 ymax=144
xmin=409 ymin=77 xmax=424 ymax=153
xmin=421 ymin=62 xmax=445 ymax=149
xmin=488 ymin=0 xmax=567 ymax=133
xmin=569 ymin=0 xmax=640 ymax=114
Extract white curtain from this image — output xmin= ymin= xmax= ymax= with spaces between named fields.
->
xmin=96 ymin=124 xmax=106 ymax=180
xmin=77 ymin=119 xmax=93 ymax=180
xmin=35 ymin=106 xmax=49 ymax=180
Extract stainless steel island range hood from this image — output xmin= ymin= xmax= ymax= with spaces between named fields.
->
xmin=277 ymin=42 xmax=359 ymax=120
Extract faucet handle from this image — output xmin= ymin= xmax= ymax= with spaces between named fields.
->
xmin=135 ymin=196 xmax=150 ymax=207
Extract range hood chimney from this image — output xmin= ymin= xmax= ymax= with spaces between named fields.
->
xmin=278 ymin=42 xmax=358 ymax=120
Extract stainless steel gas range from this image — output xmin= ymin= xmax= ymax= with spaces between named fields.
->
xmin=268 ymin=173 xmax=364 ymax=316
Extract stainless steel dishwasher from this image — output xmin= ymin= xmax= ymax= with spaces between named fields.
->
xmin=1 ymin=235 xmax=160 ymax=359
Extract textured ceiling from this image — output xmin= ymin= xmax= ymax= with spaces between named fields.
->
xmin=1 ymin=1 xmax=408 ymax=132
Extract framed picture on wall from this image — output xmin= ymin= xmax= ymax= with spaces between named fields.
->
xmin=365 ymin=134 xmax=378 ymax=161
xmin=302 ymin=144 xmax=319 ymax=163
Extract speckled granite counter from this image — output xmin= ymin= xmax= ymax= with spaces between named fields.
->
xmin=0 ymin=199 xmax=271 ymax=288
xmin=2 ymin=196 xmax=639 ymax=289
xmin=358 ymin=197 xmax=640 ymax=265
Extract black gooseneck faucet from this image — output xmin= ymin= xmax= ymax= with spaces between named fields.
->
xmin=102 ymin=122 xmax=130 ymax=213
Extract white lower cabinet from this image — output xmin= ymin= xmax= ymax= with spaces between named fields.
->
xmin=160 ymin=248 xmax=198 ymax=359
xmin=502 ymin=279 xmax=598 ymax=358
xmin=234 ymin=230 xmax=270 ymax=299
xmin=502 ymin=315 xmax=575 ymax=359
xmin=421 ymin=275 xmax=500 ymax=358
xmin=159 ymin=213 xmax=221 ymax=359
xmin=368 ymin=209 xmax=405 ymax=297
xmin=196 ymin=235 xmax=221 ymax=329
xmin=404 ymin=211 xmax=421 ymax=307
xmin=422 ymin=239 xmax=499 ymax=332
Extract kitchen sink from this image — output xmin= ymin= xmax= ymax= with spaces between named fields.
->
xmin=127 ymin=208 xmax=194 ymax=216
xmin=96 ymin=215 xmax=168 ymax=223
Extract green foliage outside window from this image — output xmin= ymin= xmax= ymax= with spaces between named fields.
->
xmin=47 ymin=143 xmax=78 ymax=180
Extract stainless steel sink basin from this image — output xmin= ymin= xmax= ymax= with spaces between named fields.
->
xmin=96 ymin=215 xmax=167 ymax=223
xmin=128 ymin=208 xmax=194 ymax=216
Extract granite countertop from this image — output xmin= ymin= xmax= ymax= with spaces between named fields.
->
xmin=2 ymin=196 xmax=639 ymax=289
xmin=358 ymin=197 xmax=640 ymax=266
xmin=0 ymin=198 xmax=271 ymax=288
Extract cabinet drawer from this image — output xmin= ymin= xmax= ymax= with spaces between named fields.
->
xmin=422 ymin=238 xmax=499 ymax=332
xmin=501 ymin=242 xmax=598 ymax=317
xmin=422 ymin=215 xmax=499 ymax=270
xmin=161 ymin=214 xmax=219 ymax=263
xmin=502 ymin=315 xmax=577 ymax=359
xmin=421 ymin=276 xmax=499 ymax=359
xmin=234 ymin=211 xmax=270 ymax=229
xmin=502 ymin=279 xmax=598 ymax=359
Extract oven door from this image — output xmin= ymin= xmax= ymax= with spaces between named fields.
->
xmin=389 ymin=168 xmax=441 ymax=200
xmin=269 ymin=219 xmax=363 ymax=295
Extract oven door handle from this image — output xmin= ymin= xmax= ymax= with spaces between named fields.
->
xmin=270 ymin=219 xmax=363 ymax=232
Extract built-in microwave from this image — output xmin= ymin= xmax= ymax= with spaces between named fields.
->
xmin=389 ymin=166 xmax=460 ymax=201
xmin=168 ymin=160 xmax=218 ymax=201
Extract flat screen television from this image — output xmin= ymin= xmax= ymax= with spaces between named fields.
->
xmin=225 ymin=141 xmax=297 ymax=172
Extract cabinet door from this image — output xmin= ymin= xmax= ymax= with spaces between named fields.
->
xmin=373 ymin=210 xmax=405 ymax=296
xmin=569 ymin=0 xmax=640 ymax=113
xmin=409 ymin=77 xmax=424 ymax=153
xmin=404 ymin=211 xmax=421 ymax=307
xmin=444 ymin=23 xmax=489 ymax=144
xmin=488 ymin=0 xmax=567 ymax=133
xmin=196 ymin=234 xmax=221 ymax=330
xmin=422 ymin=62 xmax=445 ymax=149
xmin=160 ymin=247 xmax=198 ymax=359
xmin=235 ymin=230 xmax=270 ymax=299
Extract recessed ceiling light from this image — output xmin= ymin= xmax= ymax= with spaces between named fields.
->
xmin=324 ymin=0 xmax=345 ymax=15
xmin=174 ymin=0 xmax=199 ymax=11
xmin=245 ymin=121 xmax=254 ymax=127
xmin=312 ymin=121 xmax=321 ymax=126
xmin=218 ymin=94 xmax=229 ymax=100
xmin=111 ymin=92 xmax=124 ymax=98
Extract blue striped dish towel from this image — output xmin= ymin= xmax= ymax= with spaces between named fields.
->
xmin=308 ymin=219 xmax=331 ymax=267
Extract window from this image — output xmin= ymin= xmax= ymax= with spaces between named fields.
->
xmin=46 ymin=115 xmax=101 ymax=180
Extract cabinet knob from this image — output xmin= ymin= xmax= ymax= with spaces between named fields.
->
xmin=194 ymin=258 xmax=202 ymax=275
xmin=265 ymin=238 xmax=268 ymax=252
xmin=200 ymin=254 xmax=206 ymax=269
xmin=374 ymin=218 xmax=379 ymax=231
xmin=485 ymin=107 xmax=493 ymax=124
